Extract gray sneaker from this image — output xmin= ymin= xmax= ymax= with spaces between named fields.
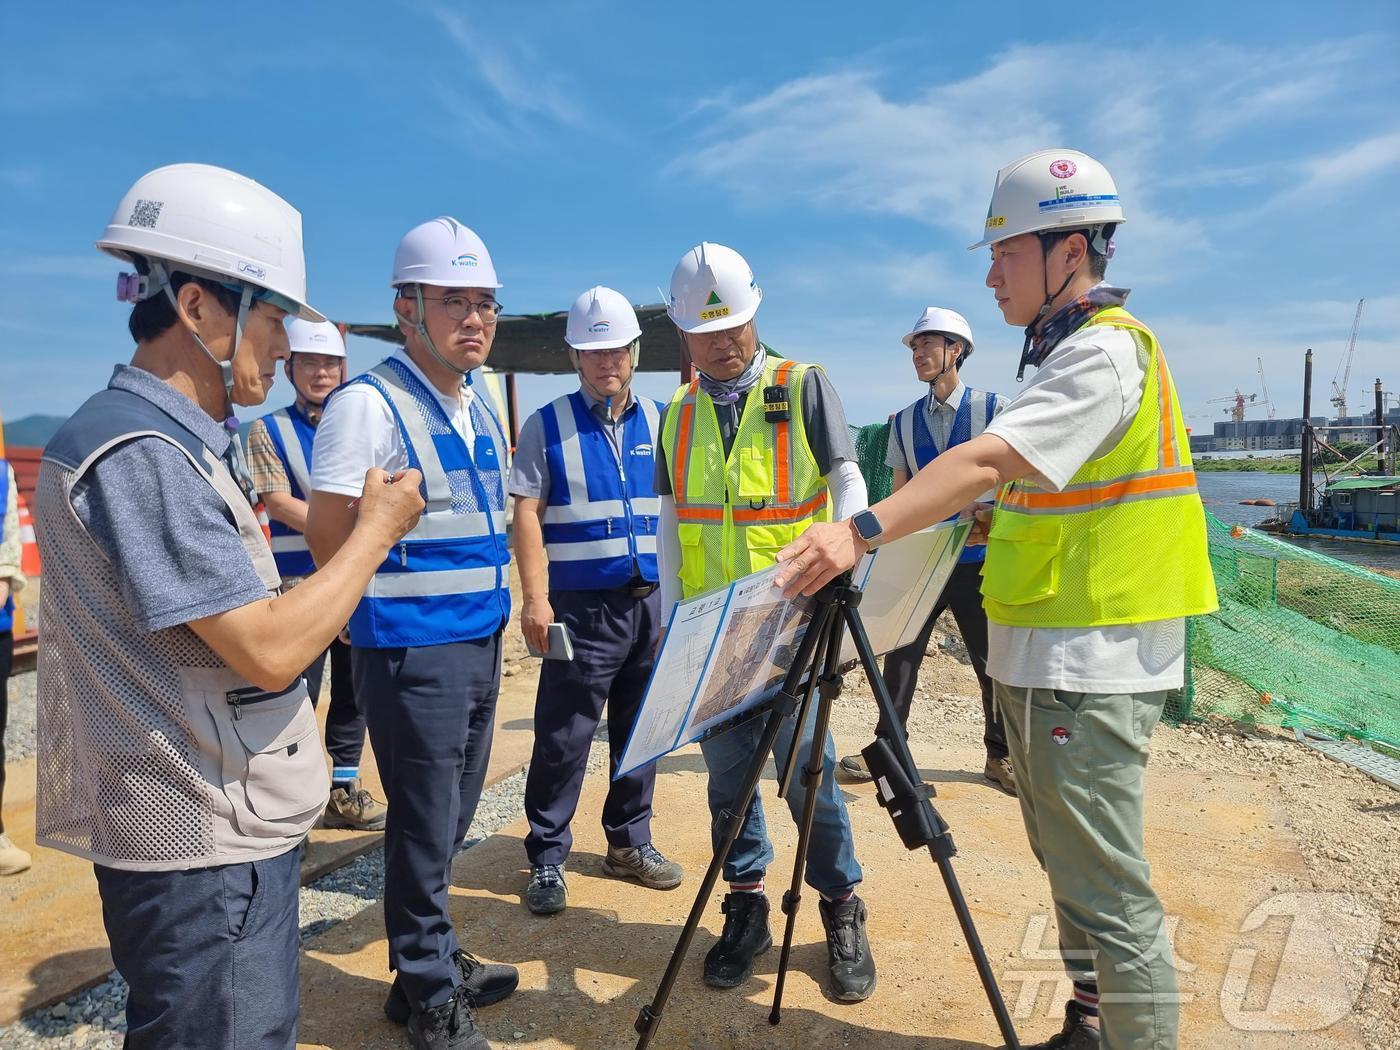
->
xmin=837 ymin=754 xmax=874 ymax=782
xmin=525 ymin=863 xmax=567 ymax=915
xmin=602 ymin=842 xmax=684 ymax=890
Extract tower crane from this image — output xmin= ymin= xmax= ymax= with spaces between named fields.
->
xmin=1330 ymin=298 xmax=1364 ymax=419
xmin=1207 ymin=389 xmax=1257 ymax=423
xmin=1256 ymin=357 xmax=1276 ymax=419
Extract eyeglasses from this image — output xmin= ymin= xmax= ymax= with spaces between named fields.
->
xmin=291 ymin=355 xmax=343 ymax=373
xmin=420 ymin=295 xmax=503 ymax=324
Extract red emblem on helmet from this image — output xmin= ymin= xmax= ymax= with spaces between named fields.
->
xmin=1049 ymin=159 xmax=1077 ymax=179
xmin=1051 ymin=726 xmax=1071 ymax=745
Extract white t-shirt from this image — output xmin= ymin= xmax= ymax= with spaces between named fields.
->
xmin=982 ymin=322 xmax=1185 ymax=694
xmin=311 ymin=349 xmax=478 ymax=497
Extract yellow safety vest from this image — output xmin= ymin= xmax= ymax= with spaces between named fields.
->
xmin=981 ymin=307 xmax=1218 ymax=627
xmin=662 ymin=357 xmax=832 ymax=598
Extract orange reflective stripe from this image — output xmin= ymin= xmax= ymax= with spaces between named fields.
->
xmin=773 ymin=360 xmax=797 ymax=504
xmin=1001 ymin=470 xmax=1198 ymax=512
xmin=674 ymin=380 xmax=699 ymax=501
xmin=676 ymin=506 xmax=725 ymax=523
xmin=731 ymin=489 xmax=828 ymax=524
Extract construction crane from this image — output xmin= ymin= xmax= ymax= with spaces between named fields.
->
xmin=1207 ymin=389 xmax=1257 ymax=423
xmin=1256 ymin=357 xmax=1276 ymax=420
xmin=1330 ymin=297 xmax=1364 ymax=419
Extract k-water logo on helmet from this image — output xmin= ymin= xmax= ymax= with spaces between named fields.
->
xmin=589 ymin=320 xmax=611 ymax=333
xmin=452 ymin=253 xmax=479 ymax=267
xmin=1049 ymin=158 xmax=1077 ymax=179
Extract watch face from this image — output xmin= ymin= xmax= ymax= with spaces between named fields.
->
xmin=856 ymin=511 xmax=881 ymax=541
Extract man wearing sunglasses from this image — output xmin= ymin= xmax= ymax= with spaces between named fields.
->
xmin=307 ymin=218 xmax=520 ymax=1050
xmin=246 ymin=319 xmax=385 ymax=832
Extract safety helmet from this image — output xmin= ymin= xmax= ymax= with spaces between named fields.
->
xmin=286 ymin=319 xmax=346 ymax=358
xmin=98 ymin=163 xmax=323 ymax=321
xmin=667 ymin=242 xmax=762 ymax=334
xmin=967 ymin=149 xmax=1125 ymax=253
xmin=902 ymin=307 xmax=975 ymax=361
xmin=391 ymin=216 xmax=502 ymax=290
xmin=566 ymin=286 xmax=641 ymax=351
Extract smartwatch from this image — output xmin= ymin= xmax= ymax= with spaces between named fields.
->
xmin=851 ymin=509 xmax=885 ymax=549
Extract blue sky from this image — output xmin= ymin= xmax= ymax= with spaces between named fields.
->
xmin=2 ymin=1 xmax=1398 ymax=434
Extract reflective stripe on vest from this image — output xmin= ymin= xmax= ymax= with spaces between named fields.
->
xmin=981 ymin=308 xmax=1218 ymax=627
xmin=539 ymin=392 xmax=661 ymax=590
xmin=260 ymin=406 xmax=318 ymax=578
xmin=662 ymin=357 xmax=831 ymax=598
xmin=344 ymin=358 xmax=510 ymax=647
xmin=893 ymin=386 xmax=1000 ymax=565
xmin=0 ymin=459 xmax=12 ymax=631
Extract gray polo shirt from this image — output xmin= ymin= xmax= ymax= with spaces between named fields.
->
xmin=70 ymin=366 xmax=268 ymax=632
xmin=653 ymin=359 xmax=856 ymax=496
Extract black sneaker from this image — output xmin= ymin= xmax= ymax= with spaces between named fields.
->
xmin=703 ymin=891 xmax=772 ymax=988
xmin=525 ymin=863 xmax=567 ymax=915
xmin=1018 ymin=1001 xmax=1100 ymax=1049
xmin=406 ymin=991 xmax=491 ymax=1049
xmin=818 ymin=895 xmax=877 ymax=1002
xmin=384 ymin=950 xmax=519 ymax=1025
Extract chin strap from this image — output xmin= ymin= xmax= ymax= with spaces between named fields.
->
xmin=410 ymin=284 xmax=470 ymax=380
xmin=570 ymin=341 xmax=639 ymax=416
xmin=1016 ymin=240 xmax=1077 ymax=384
xmin=151 ymin=260 xmax=248 ymax=420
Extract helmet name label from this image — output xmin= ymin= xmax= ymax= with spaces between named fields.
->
xmin=1037 ymin=193 xmax=1119 ymax=212
xmin=985 ymin=215 xmax=1006 ymax=228
xmin=698 ymin=305 xmax=731 ymax=321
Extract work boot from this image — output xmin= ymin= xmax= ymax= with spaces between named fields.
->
xmin=525 ymin=863 xmax=567 ymax=915
xmin=984 ymin=754 xmax=1017 ymax=796
xmin=837 ymin=753 xmax=874 ymax=782
xmin=818 ymin=895 xmax=877 ymax=1002
xmin=602 ymin=842 xmax=684 ymax=889
xmin=1016 ymin=1001 xmax=1100 ymax=1048
xmin=0 ymin=834 xmax=31 ymax=876
xmin=321 ymin=778 xmax=388 ymax=831
xmin=385 ymin=951 xmax=519 ymax=1024
xmin=407 ymin=991 xmax=491 ymax=1050
xmin=703 ymin=891 xmax=772 ymax=988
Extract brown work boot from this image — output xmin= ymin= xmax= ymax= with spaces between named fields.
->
xmin=984 ymin=754 xmax=1017 ymax=796
xmin=322 ymin=778 xmax=388 ymax=831
xmin=0 ymin=833 xmax=31 ymax=876
xmin=1016 ymin=1001 xmax=1100 ymax=1048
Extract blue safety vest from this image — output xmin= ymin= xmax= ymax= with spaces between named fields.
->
xmin=260 ymin=404 xmax=318 ymax=578
xmin=892 ymin=386 xmax=1000 ymax=565
xmin=537 ymin=392 xmax=661 ymax=591
xmin=0 ymin=460 xmax=13 ymax=632
xmin=342 ymin=358 xmax=510 ymax=647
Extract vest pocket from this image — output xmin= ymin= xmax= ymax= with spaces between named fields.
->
xmin=982 ymin=514 xmax=1062 ymax=606
xmin=677 ymin=522 xmax=708 ymax=594
xmin=737 ymin=446 xmax=774 ymax=501
xmin=203 ymin=681 xmax=329 ymax=835
xmin=743 ymin=523 xmax=801 ymax=572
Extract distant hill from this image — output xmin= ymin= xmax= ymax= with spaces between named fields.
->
xmin=2 ymin=414 xmax=68 ymax=449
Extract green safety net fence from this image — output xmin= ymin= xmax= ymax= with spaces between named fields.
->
xmin=849 ymin=422 xmax=1400 ymax=753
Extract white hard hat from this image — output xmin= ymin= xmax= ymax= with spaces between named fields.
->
xmin=902 ymin=307 xmax=975 ymax=359
xmin=667 ymin=242 xmax=762 ymax=334
xmin=968 ymin=149 xmax=1125 ymax=252
xmin=566 ymin=286 xmax=641 ymax=350
xmin=97 ymin=163 xmax=324 ymax=321
xmin=391 ymin=216 xmax=502 ymax=289
xmin=286 ymin=318 xmax=346 ymax=358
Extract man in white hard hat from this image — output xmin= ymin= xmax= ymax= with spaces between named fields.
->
xmin=33 ymin=163 xmax=425 ymax=1048
xmin=508 ymin=286 xmax=683 ymax=916
xmin=837 ymin=308 xmax=1015 ymax=796
xmin=775 ymin=149 xmax=1217 ymax=1050
xmin=655 ymin=243 xmax=877 ymax=1002
xmin=245 ymin=319 xmax=385 ymax=832
xmin=306 ymin=217 xmax=519 ymax=1050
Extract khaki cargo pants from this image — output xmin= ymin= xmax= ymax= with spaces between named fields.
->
xmin=994 ymin=681 xmax=1179 ymax=1050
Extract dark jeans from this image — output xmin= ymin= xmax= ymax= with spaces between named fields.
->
xmin=95 ymin=847 xmax=301 ymax=1049
xmin=0 ymin=629 xmax=10 ymax=833
xmin=876 ymin=560 xmax=1007 ymax=760
xmin=353 ymin=634 xmax=501 ymax=1012
xmin=302 ymin=637 xmax=365 ymax=774
xmin=524 ymin=588 xmax=659 ymax=866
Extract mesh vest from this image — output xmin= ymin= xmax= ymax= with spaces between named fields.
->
xmin=260 ymin=404 xmax=317 ymax=578
xmin=538 ymin=392 xmax=661 ymax=590
xmin=35 ymin=387 xmax=329 ymax=870
xmin=0 ymin=460 xmax=12 ymax=632
xmin=343 ymin=358 xmax=510 ymax=647
xmin=662 ymin=358 xmax=831 ymax=598
xmin=981 ymin=308 xmax=1219 ymax=627
xmin=892 ymin=386 xmax=1000 ymax=565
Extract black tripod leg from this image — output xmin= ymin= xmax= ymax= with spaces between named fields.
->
xmin=634 ymin=600 xmax=836 ymax=1050
xmin=769 ymin=606 xmax=845 ymax=1025
xmin=842 ymin=601 xmax=1022 ymax=1050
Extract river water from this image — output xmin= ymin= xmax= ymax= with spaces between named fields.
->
xmin=1196 ymin=471 xmax=1400 ymax=571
